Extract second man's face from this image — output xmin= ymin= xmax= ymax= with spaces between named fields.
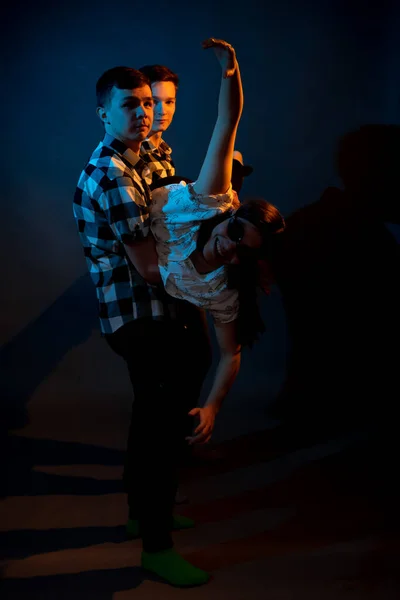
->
xmin=151 ymin=81 xmax=176 ymax=134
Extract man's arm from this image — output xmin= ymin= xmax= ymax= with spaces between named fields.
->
xmin=123 ymin=235 xmax=162 ymax=284
xmin=186 ymin=319 xmax=241 ymax=444
xmin=193 ymin=38 xmax=243 ymax=197
xmin=100 ymin=181 xmax=162 ymax=284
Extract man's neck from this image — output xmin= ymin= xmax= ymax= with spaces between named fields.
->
xmin=148 ymin=131 xmax=163 ymax=149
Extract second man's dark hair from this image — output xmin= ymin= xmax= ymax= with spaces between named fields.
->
xmin=139 ymin=64 xmax=179 ymax=88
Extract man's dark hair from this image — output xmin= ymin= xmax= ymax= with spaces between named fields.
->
xmin=96 ymin=66 xmax=151 ymax=107
xmin=139 ymin=64 xmax=179 ymax=88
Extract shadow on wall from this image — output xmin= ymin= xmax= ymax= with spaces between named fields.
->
xmin=268 ymin=124 xmax=400 ymax=434
xmin=0 ymin=274 xmax=98 ymax=433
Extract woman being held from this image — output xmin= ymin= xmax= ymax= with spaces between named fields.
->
xmin=148 ymin=38 xmax=285 ymax=444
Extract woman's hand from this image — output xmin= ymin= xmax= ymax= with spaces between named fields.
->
xmin=186 ymin=404 xmax=218 ymax=444
xmin=202 ymin=38 xmax=236 ymax=78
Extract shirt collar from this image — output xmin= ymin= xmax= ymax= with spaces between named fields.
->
xmin=141 ymin=138 xmax=172 ymax=156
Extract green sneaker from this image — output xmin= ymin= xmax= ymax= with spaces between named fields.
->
xmin=126 ymin=514 xmax=195 ymax=539
xmin=141 ymin=547 xmax=210 ymax=587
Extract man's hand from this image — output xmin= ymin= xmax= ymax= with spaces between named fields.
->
xmin=186 ymin=404 xmax=218 ymax=445
xmin=202 ymin=38 xmax=236 ymax=78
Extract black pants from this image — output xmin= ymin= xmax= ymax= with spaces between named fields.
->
xmin=105 ymin=307 xmax=211 ymax=552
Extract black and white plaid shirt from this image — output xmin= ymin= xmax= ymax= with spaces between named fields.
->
xmin=73 ymin=134 xmax=178 ymax=335
xmin=140 ymin=138 xmax=175 ymax=185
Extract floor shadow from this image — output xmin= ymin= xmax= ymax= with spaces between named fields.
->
xmin=1 ymin=526 xmax=130 ymax=560
xmin=3 ymin=435 xmax=124 ymax=498
xmin=0 ymin=566 xmax=163 ymax=599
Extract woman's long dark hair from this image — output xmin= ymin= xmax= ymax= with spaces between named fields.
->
xmin=228 ymin=198 xmax=285 ymax=347
xmin=198 ymin=197 xmax=285 ymax=348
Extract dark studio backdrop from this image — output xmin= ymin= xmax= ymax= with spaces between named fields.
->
xmin=1 ymin=0 xmax=399 ymax=444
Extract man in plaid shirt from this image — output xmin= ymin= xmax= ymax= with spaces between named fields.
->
xmin=73 ymin=66 xmax=210 ymax=587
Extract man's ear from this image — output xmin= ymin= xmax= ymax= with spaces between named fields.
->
xmin=96 ymin=106 xmax=108 ymax=124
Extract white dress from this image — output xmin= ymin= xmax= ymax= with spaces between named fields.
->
xmin=150 ymin=181 xmax=240 ymax=323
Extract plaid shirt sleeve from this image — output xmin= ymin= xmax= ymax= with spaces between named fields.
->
xmin=99 ymin=174 xmax=150 ymax=243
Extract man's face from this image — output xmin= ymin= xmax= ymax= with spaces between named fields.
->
xmin=150 ymin=81 xmax=176 ymax=135
xmin=98 ymin=86 xmax=154 ymax=150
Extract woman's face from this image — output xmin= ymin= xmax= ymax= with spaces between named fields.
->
xmin=202 ymin=216 xmax=263 ymax=268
